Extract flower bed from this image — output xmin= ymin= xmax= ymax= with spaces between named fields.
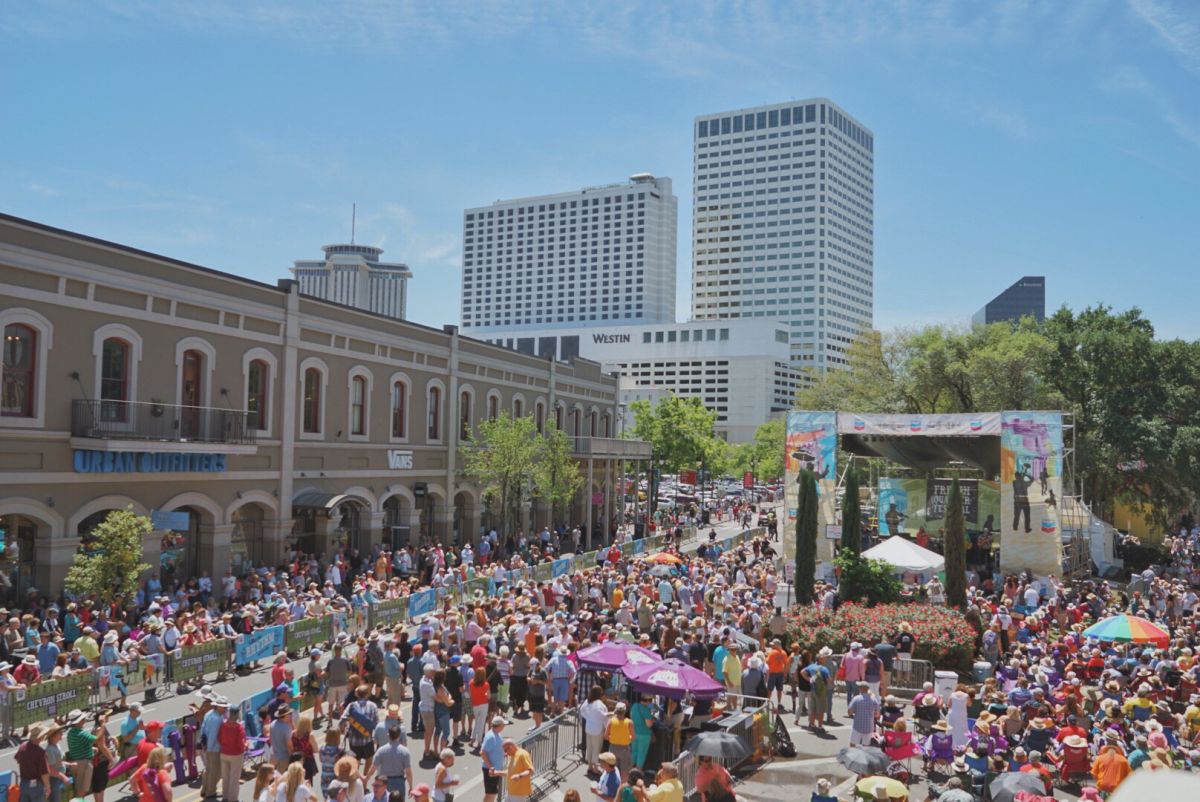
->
xmin=786 ymin=602 xmax=977 ymax=671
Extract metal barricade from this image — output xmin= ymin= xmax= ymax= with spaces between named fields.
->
xmin=891 ymin=657 xmax=933 ymax=695
xmin=672 ymin=750 xmax=699 ymax=800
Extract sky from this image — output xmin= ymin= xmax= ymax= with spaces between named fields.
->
xmin=2 ymin=1 xmax=1199 ymax=338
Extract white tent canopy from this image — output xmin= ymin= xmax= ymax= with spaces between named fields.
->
xmin=861 ymin=536 xmax=946 ymax=574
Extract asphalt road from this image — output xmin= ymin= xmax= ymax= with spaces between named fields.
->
xmin=0 ymin=507 xmax=775 ymax=802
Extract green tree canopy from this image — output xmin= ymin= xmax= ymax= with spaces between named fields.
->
xmin=794 ymin=470 xmax=818 ymax=605
xmin=532 ymin=423 xmax=585 ymax=527
xmin=65 ymin=508 xmax=152 ymax=605
xmin=628 ymin=393 xmax=722 ymax=474
xmin=730 ymin=416 xmax=787 ymax=481
xmin=460 ymin=412 xmax=541 ymax=538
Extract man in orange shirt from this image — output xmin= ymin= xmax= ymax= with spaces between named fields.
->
xmin=765 ymin=639 xmax=789 ymax=711
xmin=1091 ymin=744 xmax=1132 ymax=795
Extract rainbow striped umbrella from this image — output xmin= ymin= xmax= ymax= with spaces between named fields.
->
xmin=1082 ymin=614 xmax=1170 ymax=647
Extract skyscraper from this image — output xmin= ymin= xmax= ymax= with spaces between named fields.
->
xmin=972 ymin=276 xmax=1045 ymax=325
xmin=460 ymin=174 xmax=677 ymax=333
xmin=691 ymin=99 xmax=874 ymax=369
xmin=291 ymin=243 xmax=412 ymax=320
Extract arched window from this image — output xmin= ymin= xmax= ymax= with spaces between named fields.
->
xmin=350 ymin=375 xmax=367 ymax=436
xmin=572 ymin=407 xmax=581 ymax=437
xmin=555 ymin=403 xmax=563 ymax=431
xmin=603 ymin=413 xmax=612 ymax=438
xmin=1 ymin=324 xmax=35 ymax=418
xmin=460 ymin=390 xmax=472 ymax=439
xmin=98 ymin=337 xmax=130 ymax=422
xmin=535 ymin=401 xmax=545 ymax=434
xmin=428 ymin=385 xmax=442 ymax=441
xmin=513 ymin=397 xmax=523 ymax=419
xmin=391 ymin=380 xmax=407 ymax=439
xmin=589 ymin=410 xmax=598 ymax=437
xmin=247 ymin=359 xmax=269 ymax=431
xmin=487 ymin=393 xmax=499 ymax=421
xmin=303 ymin=367 xmax=322 ymax=433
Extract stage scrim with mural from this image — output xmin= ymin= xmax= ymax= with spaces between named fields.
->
xmin=999 ymin=411 xmax=1064 ymax=577
xmin=785 ymin=411 xmax=838 ymax=570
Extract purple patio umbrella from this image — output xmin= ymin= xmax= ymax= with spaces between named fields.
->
xmin=622 ymin=658 xmax=725 ymax=700
xmin=577 ymin=641 xmax=662 ymax=672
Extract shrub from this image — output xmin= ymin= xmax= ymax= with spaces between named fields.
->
xmin=834 ymin=554 xmax=902 ymax=606
xmin=786 ymin=602 xmax=976 ymax=672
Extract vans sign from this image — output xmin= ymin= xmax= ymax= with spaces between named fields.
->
xmin=387 ymin=450 xmax=414 ymax=470
xmin=592 ymin=333 xmax=631 ymax=344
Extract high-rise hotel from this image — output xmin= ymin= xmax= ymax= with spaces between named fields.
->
xmin=691 ymin=99 xmax=874 ymax=369
xmin=460 ymin=174 xmax=677 ymax=333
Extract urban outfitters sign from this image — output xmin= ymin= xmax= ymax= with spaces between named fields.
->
xmin=74 ymin=450 xmax=228 ymax=473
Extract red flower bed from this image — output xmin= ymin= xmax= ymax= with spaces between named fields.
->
xmin=786 ymin=602 xmax=976 ymax=671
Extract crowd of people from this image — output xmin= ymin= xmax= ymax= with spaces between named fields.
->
xmin=10 ymin=505 xmax=782 ymax=802
xmin=802 ymin=554 xmax=1200 ymax=800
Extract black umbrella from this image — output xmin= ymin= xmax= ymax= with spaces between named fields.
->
xmin=683 ymin=731 xmax=753 ymax=760
xmin=837 ymin=746 xmax=890 ymax=776
xmin=988 ymin=772 xmax=1047 ymax=802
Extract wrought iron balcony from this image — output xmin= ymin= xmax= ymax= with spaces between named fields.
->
xmin=71 ymin=399 xmax=257 ymax=445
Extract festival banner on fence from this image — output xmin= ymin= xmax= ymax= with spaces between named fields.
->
xmin=285 ymin=615 xmax=331 ymax=654
xmin=1000 ymin=411 xmax=1064 ymax=577
xmin=407 ymin=588 xmax=437 ymax=620
xmin=785 ymin=411 xmax=839 ymax=567
xmin=10 ymin=671 xmax=93 ymax=728
xmin=631 ymin=539 xmax=646 ymax=555
xmin=533 ymin=562 xmax=553 ymax=582
xmin=551 ymin=558 xmax=571 ymax=577
xmin=369 ymin=598 xmax=408 ymax=630
xmin=169 ymin=639 xmax=229 ymax=683
xmin=236 ymin=625 xmax=285 ymax=666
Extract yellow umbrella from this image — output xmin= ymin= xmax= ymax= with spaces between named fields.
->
xmin=855 ymin=776 xmax=908 ymax=801
xmin=642 ymin=552 xmax=683 ymax=564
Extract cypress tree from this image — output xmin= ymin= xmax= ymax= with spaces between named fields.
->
xmin=841 ymin=469 xmax=862 ymax=556
xmin=795 ymin=470 xmax=818 ymax=605
xmin=944 ymin=476 xmax=968 ymax=608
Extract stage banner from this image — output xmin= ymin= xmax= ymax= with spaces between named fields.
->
xmin=286 ymin=614 xmax=332 ymax=654
xmin=878 ymin=478 xmax=1001 ymax=538
xmin=10 ymin=671 xmax=93 ymax=728
xmin=785 ymin=411 xmax=838 ymax=566
xmin=838 ymin=412 xmax=1002 ymax=436
xmin=407 ymin=588 xmax=437 ymax=620
xmin=1000 ymin=411 xmax=1063 ymax=577
xmin=169 ymin=639 xmax=229 ymax=683
xmin=235 ymin=625 xmax=285 ymax=666
xmin=927 ymin=478 xmax=979 ymax=523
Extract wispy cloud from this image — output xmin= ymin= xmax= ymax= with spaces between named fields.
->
xmin=1102 ymin=64 xmax=1200 ymax=147
xmin=1129 ymin=0 xmax=1200 ymax=71
xmin=975 ymin=103 xmax=1032 ymax=139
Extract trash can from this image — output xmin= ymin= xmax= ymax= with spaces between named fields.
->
xmin=973 ymin=661 xmax=992 ymax=683
xmin=935 ymin=670 xmax=958 ymax=704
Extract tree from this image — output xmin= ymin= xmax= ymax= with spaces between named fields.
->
xmin=628 ymin=393 xmax=721 ymax=474
xmin=532 ymin=423 xmax=585 ymax=528
xmin=460 ymin=413 xmax=541 ymax=540
xmin=730 ymin=417 xmax=787 ymax=481
xmin=65 ymin=508 xmax=152 ymax=605
xmin=944 ymin=476 xmax=968 ymax=608
xmin=841 ymin=468 xmax=862 ymax=556
xmin=794 ymin=470 xmax=818 ymax=605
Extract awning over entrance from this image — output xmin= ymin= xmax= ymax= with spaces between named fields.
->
xmin=292 ymin=490 xmax=349 ymax=511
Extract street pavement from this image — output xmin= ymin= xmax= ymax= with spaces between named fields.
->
xmin=0 ymin=507 xmax=770 ymax=802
